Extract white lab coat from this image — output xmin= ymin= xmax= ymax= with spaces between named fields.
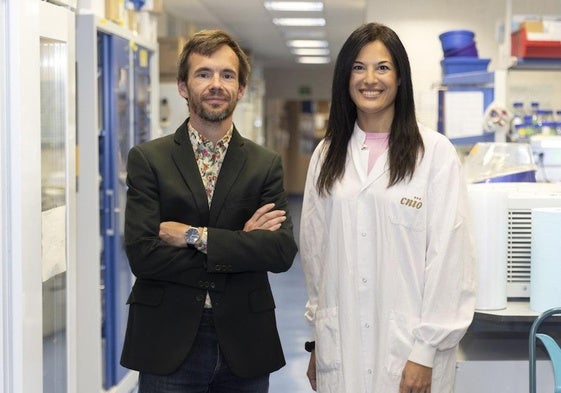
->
xmin=300 ymin=123 xmax=477 ymax=393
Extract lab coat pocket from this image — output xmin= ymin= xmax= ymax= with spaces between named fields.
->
xmin=315 ymin=307 xmax=341 ymax=372
xmin=388 ymin=187 xmax=426 ymax=232
xmin=386 ymin=310 xmax=415 ymax=377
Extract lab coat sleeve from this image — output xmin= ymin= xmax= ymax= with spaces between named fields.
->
xmin=300 ymin=141 xmax=327 ymax=338
xmin=409 ymin=138 xmax=477 ymax=368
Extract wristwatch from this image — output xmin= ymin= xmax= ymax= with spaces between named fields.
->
xmin=184 ymin=227 xmax=200 ymax=246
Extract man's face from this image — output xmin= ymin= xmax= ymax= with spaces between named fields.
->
xmin=178 ymin=45 xmax=245 ymax=123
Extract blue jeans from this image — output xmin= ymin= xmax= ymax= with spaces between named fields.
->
xmin=138 ymin=309 xmax=269 ymax=393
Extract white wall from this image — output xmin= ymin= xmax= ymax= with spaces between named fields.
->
xmin=264 ymin=65 xmax=334 ymax=100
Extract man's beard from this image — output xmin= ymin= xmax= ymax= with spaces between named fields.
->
xmin=190 ymin=97 xmax=236 ymax=123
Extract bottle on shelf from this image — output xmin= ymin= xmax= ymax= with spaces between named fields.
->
xmin=516 ymin=115 xmax=535 ymax=142
xmin=530 ymin=101 xmax=540 ymax=126
xmin=535 ymin=109 xmax=555 ymax=135
xmin=509 ymin=102 xmax=525 ymax=142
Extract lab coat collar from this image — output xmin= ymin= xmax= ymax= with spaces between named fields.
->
xmin=350 ymin=122 xmax=389 ymax=190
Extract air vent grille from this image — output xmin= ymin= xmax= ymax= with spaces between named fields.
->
xmin=507 ymin=209 xmax=532 ymax=284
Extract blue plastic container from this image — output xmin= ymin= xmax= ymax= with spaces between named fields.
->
xmin=441 ymin=57 xmax=490 ymax=75
xmin=444 ymin=42 xmax=478 ymax=57
xmin=439 ymin=30 xmax=475 ymax=52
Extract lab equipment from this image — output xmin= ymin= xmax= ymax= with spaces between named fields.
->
xmin=463 ymin=142 xmax=536 ymax=183
xmin=467 ymin=182 xmax=561 ymax=301
xmin=530 ymin=134 xmax=561 ymax=182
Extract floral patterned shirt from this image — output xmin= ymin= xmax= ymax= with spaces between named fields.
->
xmin=187 ymin=122 xmax=233 ymax=255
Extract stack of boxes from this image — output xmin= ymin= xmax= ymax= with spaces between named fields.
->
xmin=439 ymin=29 xmax=491 ymax=75
xmin=511 ymin=19 xmax=561 ymax=59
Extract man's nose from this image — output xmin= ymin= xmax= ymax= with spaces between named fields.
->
xmin=209 ymin=73 xmax=223 ymax=88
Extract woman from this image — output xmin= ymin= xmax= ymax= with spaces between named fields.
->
xmin=300 ymin=22 xmax=477 ymax=393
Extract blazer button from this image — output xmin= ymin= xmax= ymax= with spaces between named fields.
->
xmin=210 ymin=282 xmax=216 ymax=289
xmin=195 ymin=295 xmax=204 ymax=302
xmin=215 ymin=265 xmax=222 ymax=271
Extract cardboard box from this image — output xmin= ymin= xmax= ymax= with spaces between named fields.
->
xmin=105 ymin=0 xmax=126 ymax=25
xmin=158 ymin=36 xmax=188 ymax=76
xmin=520 ymin=20 xmax=544 ymax=33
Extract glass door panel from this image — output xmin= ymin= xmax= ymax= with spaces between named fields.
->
xmin=40 ymin=38 xmax=68 ymax=393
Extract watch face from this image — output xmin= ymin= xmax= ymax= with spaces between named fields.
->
xmin=185 ymin=227 xmax=200 ymax=244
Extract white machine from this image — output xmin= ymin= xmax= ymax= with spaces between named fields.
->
xmin=530 ymin=135 xmax=561 ymax=182
xmin=468 ymin=182 xmax=561 ymax=309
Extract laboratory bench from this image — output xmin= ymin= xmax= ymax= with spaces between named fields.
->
xmin=455 ymin=300 xmax=558 ymax=392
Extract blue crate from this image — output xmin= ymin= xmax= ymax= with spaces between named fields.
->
xmin=441 ymin=57 xmax=490 ymax=75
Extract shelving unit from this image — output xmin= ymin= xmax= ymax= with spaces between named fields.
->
xmin=75 ymin=13 xmax=158 ymax=393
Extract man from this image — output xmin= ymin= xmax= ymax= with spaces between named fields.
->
xmin=120 ymin=29 xmax=298 ymax=393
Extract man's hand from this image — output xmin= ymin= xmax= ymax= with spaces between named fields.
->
xmin=159 ymin=221 xmax=189 ymax=247
xmin=243 ymin=203 xmax=286 ymax=232
xmin=399 ymin=360 xmax=432 ymax=393
xmin=306 ymin=350 xmax=317 ymax=391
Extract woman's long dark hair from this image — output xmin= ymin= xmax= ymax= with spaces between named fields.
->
xmin=316 ymin=22 xmax=424 ymax=196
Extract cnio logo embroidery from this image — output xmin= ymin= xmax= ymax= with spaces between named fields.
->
xmin=400 ymin=196 xmax=423 ymax=209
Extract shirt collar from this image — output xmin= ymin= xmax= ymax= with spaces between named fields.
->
xmin=187 ymin=121 xmax=233 ymax=150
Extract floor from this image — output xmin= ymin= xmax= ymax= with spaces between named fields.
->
xmin=268 ymin=194 xmax=313 ymax=393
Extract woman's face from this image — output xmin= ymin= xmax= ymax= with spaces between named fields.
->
xmin=349 ymin=40 xmax=399 ymax=125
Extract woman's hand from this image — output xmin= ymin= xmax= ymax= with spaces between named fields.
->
xmin=399 ymin=360 xmax=432 ymax=393
xmin=306 ymin=350 xmax=317 ymax=391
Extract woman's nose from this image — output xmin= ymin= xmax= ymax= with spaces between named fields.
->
xmin=364 ymin=68 xmax=377 ymax=83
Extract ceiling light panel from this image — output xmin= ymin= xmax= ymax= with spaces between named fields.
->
xmin=290 ymin=48 xmax=330 ymax=56
xmin=264 ymin=1 xmax=324 ymax=12
xmin=273 ymin=18 xmax=326 ymax=26
xmin=297 ymin=56 xmax=331 ymax=64
xmin=283 ymin=29 xmax=327 ymax=39
xmin=287 ymin=39 xmax=328 ymax=48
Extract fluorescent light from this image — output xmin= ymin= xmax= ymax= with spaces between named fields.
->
xmin=296 ymin=56 xmax=331 ymax=64
xmin=273 ymin=18 xmax=326 ymax=27
xmin=290 ymin=48 xmax=330 ymax=56
xmin=264 ymin=1 xmax=324 ymax=12
xmin=283 ymin=29 xmax=327 ymax=39
xmin=287 ymin=39 xmax=328 ymax=48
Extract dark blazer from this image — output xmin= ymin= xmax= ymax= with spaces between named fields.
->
xmin=120 ymin=120 xmax=298 ymax=378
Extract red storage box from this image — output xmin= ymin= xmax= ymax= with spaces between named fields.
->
xmin=511 ymin=28 xmax=561 ymax=59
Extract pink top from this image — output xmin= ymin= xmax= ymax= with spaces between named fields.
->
xmin=363 ymin=132 xmax=389 ymax=173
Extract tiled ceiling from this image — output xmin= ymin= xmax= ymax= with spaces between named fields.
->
xmin=162 ymin=0 xmax=366 ymax=68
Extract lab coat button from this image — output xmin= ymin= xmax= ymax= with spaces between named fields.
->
xmin=361 ymin=232 xmax=366 ymax=237
xmin=362 ymin=278 xmax=367 ymax=283
xmin=364 ymin=323 xmax=370 ymax=328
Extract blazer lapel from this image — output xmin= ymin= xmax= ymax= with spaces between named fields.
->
xmin=171 ymin=122 xmax=210 ymax=222
xmin=209 ymin=128 xmax=247 ymax=225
